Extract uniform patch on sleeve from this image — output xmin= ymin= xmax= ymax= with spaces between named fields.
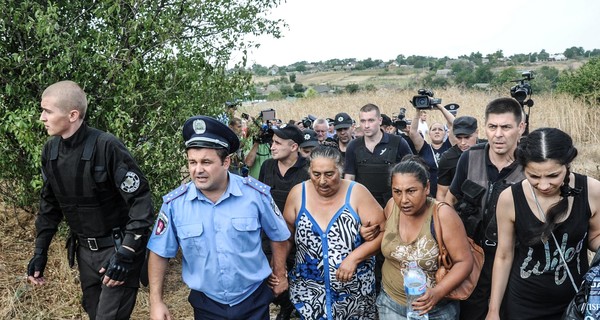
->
xmin=271 ymin=197 xmax=282 ymax=217
xmin=120 ymin=171 xmax=140 ymax=193
xmin=155 ymin=211 xmax=169 ymax=235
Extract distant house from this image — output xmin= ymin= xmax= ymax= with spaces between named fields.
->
xmin=549 ymin=53 xmax=567 ymax=61
xmin=312 ymin=85 xmax=333 ymax=95
xmin=387 ymin=61 xmax=400 ymax=69
xmin=445 ymin=59 xmax=473 ymax=68
xmin=472 ymin=83 xmax=491 ymax=90
xmin=268 ymin=65 xmax=279 ymax=76
xmin=435 ymin=69 xmax=452 ymax=77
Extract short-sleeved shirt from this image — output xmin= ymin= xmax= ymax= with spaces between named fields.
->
xmin=343 ymin=131 xmax=413 ymax=176
xmin=147 ymin=173 xmax=290 ymax=305
xmin=418 ymin=140 xmax=451 ymax=198
xmin=437 ymin=145 xmax=463 ymax=187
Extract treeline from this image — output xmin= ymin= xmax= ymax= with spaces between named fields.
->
xmin=252 ymin=47 xmax=600 ymax=75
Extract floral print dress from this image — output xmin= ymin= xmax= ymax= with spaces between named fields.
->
xmin=289 ymin=181 xmax=377 ymax=320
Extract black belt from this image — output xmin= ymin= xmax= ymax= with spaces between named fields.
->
xmin=79 ymin=234 xmax=115 ymax=251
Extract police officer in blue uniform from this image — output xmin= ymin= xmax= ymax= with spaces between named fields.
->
xmin=27 ymin=80 xmax=154 ymax=320
xmin=147 ymin=115 xmax=291 ymax=320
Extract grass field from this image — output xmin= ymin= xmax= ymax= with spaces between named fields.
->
xmin=2 ymin=86 xmax=599 ymax=319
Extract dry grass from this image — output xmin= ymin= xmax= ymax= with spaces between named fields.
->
xmin=241 ymin=87 xmax=600 ymax=178
xmin=2 ymin=88 xmax=599 ymax=319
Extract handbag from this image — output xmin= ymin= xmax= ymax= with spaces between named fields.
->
xmin=432 ymin=201 xmax=484 ymax=300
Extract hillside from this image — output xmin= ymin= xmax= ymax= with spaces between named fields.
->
xmin=252 ymin=59 xmax=585 ymax=90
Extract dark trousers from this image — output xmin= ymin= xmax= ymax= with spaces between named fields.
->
xmin=459 ymin=246 xmax=507 ymax=320
xmin=77 ymin=245 xmax=144 ymax=320
xmin=188 ymin=281 xmax=273 ymax=320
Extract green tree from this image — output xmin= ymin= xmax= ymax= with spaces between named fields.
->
xmin=345 ymin=83 xmax=360 ymax=94
xmin=279 ymin=85 xmax=295 ymax=97
xmin=293 ymin=83 xmax=305 ymax=93
xmin=557 ymin=57 xmax=600 ymax=105
xmin=538 ymin=50 xmax=550 ymax=61
xmin=0 ymin=0 xmax=284 ymax=210
xmin=252 ymin=64 xmax=269 ymax=76
xmin=564 ymin=47 xmax=585 ymax=59
xmin=289 ymin=73 xmax=296 ymax=83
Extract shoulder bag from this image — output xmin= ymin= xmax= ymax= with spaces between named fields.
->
xmin=432 ymin=201 xmax=485 ymax=300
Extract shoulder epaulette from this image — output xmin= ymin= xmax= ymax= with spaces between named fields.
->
xmin=163 ymin=184 xmax=189 ymax=204
xmin=243 ymin=176 xmax=271 ymax=195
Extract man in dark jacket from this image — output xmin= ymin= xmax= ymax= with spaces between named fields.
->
xmin=28 ymin=80 xmax=154 ymax=320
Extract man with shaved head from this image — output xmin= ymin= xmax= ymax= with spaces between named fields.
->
xmin=28 ymin=80 xmax=154 ymax=319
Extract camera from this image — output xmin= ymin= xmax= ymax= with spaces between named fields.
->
xmin=412 ymin=89 xmax=442 ymax=110
xmin=392 ymin=107 xmax=409 ymax=131
xmin=255 ymin=123 xmax=274 ymax=144
xmin=510 ymin=71 xmax=534 ymax=106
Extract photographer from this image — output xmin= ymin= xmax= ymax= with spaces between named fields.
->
xmin=408 ymin=98 xmax=456 ymax=198
xmin=244 ymin=115 xmax=273 ymax=179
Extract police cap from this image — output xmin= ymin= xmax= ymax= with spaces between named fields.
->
xmin=183 ymin=116 xmax=240 ymax=153
xmin=333 ymin=112 xmax=353 ymax=130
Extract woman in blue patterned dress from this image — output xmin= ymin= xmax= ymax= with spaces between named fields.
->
xmin=281 ymin=146 xmax=385 ymax=320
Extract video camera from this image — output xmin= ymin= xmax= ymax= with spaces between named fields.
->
xmin=510 ymin=71 xmax=534 ymax=107
xmin=392 ymin=107 xmax=411 ymax=131
xmin=509 ymin=70 xmax=535 ymax=135
xmin=411 ymin=89 xmax=442 ymax=110
xmin=300 ymin=114 xmax=316 ymax=129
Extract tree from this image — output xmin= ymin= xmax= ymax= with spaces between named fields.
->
xmin=345 ymin=83 xmax=360 ymax=94
xmin=289 ymin=73 xmax=296 ymax=83
xmin=279 ymin=85 xmax=295 ymax=97
xmin=252 ymin=64 xmax=269 ymax=76
xmin=0 ymin=0 xmax=285 ymax=210
xmin=293 ymin=83 xmax=305 ymax=93
xmin=557 ymin=57 xmax=600 ymax=105
xmin=538 ymin=50 xmax=549 ymax=61
xmin=564 ymin=46 xmax=585 ymax=59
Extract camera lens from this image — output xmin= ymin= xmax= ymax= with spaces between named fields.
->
xmin=417 ymin=97 xmax=428 ymax=106
xmin=512 ymin=88 xmax=528 ymax=102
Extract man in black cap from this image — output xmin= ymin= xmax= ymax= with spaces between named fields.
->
xmin=332 ymin=112 xmax=354 ymax=161
xmin=326 ymin=118 xmax=336 ymax=138
xmin=380 ymin=114 xmax=396 ymax=135
xmin=436 ymin=116 xmax=480 ymax=201
xmin=28 ymin=80 xmax=154 ymax=319
xmin=147 ymin=116 xmax=290 ymax=319
xmin=299 ymin=129 xmax=319 ymax=159
xmin=258 ymin=124 xmax=310 ymax=320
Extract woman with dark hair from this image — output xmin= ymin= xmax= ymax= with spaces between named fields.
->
xmin=378 ymin=155 xmax=473 ymax=319
xmin=282 ymin=146 xmax=385 ymax=319
xmin=487 ymin=127 xmax=600 ymax=320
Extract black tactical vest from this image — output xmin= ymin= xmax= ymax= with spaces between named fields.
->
xmin=44 ymin=128 xmax=128 ymax=237
xmin=464 ymin=144 xmax=525 ymax=245
xmin=354 ymin=134 xmax=401 ymax=207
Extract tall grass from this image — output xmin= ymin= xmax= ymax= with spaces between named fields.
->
xmin=242 ymin=88 xmax=600 ymax=176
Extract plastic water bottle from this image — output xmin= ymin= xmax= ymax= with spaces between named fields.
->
xmin=404 ymin=261 xmax=429 ymax=320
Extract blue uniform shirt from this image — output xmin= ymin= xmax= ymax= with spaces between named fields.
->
xmin=147 ymin=173 xmax=290 ymax=305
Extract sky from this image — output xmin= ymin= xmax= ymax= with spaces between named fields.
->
xmin=241 ymin=0 xmax=600 ymax=67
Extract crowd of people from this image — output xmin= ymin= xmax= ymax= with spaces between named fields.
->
xmin=26 ymin=80 xmax=600 ymax=320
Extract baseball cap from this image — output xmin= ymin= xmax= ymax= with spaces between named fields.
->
xmin=333 ymin=112 xmax=353 ymax=130
xmin=381 ymin=114 xmax=393 ymax=127
xmin=272 ymin=125 xmax=304 ymax=145
xmin=300 ymin=129 xmax=319 ymax=148
xmin=453 ymin=116 xmax=478 ymax=136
